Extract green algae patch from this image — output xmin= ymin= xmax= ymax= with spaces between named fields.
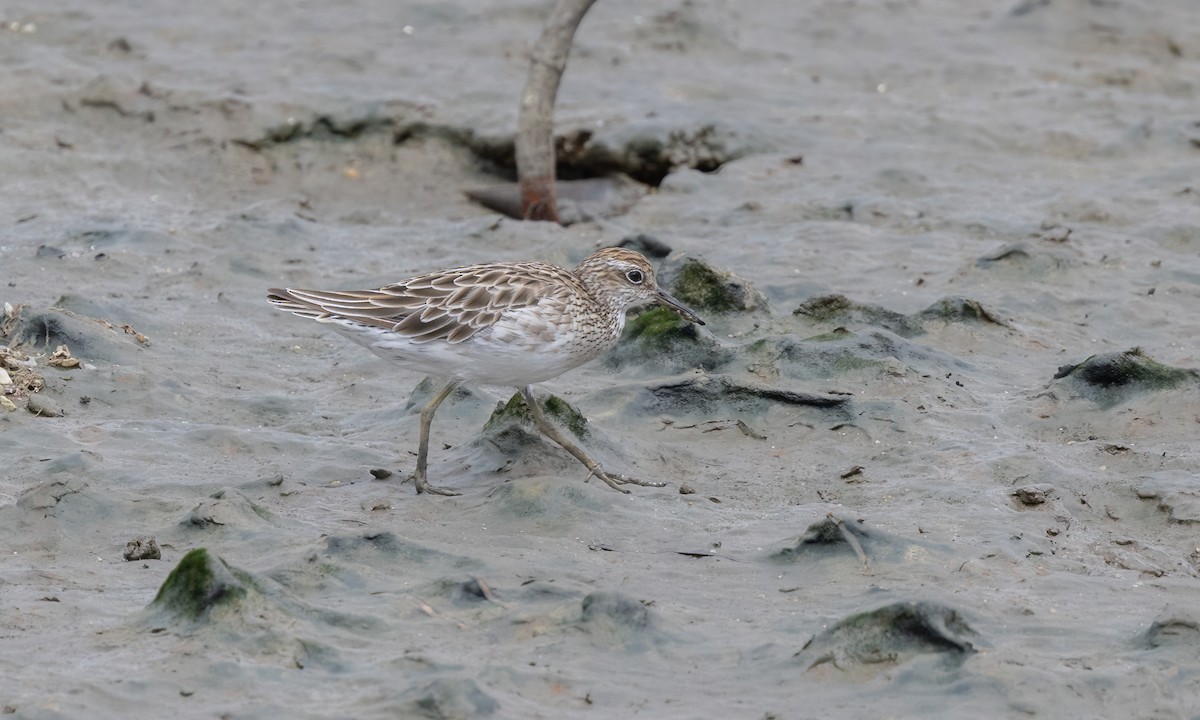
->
xmin=793 ymin=294 xmax=918 ymax=336
xmin=744 ymin=338 xmax=768 ymax=353
xmin=624 ymin=306 xmax=698 ymax=351
xmin=832 ymin=353 xmax=885 ymax=373
xmin=611 ymin=306 xmax=735 ymax=373
xmin=666 ymin=257 xmax=767 ymax=314
xmin=485 ymin=392 xmax=589 ymax=440
xmin=149 ymin=548 xmax=248 ymax=621
xmin=544 ymin=395 xmax=589 ymax=439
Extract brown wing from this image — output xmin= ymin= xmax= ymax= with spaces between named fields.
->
xmin=267 ymin=262 xmax=574 ymax=344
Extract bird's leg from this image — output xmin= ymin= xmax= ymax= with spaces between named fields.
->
xmin=519 ymin=385 xmax=666 ymax=493
xmin=412 ymin=379 xmax=462 ymax=496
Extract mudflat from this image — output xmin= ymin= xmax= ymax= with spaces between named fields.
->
xmin=2 ymin=1 xmax=1199 ymax=717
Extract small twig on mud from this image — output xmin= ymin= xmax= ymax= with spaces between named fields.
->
xmin=474 ymin=578 xmax=510 ymax=609
xmin=412 ymin=597 xmax=469 ymax=630
xmin=828 ymin=513 xmax=870 ymax=572
xmin=516 ymin=0 xmax=598 ymax=223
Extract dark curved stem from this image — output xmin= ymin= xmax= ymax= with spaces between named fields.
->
xmin=516 ymin=0 xmax=598 ymax=223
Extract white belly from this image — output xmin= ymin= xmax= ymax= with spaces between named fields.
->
xmin=329 ymin=306 xmax=624 ymax=387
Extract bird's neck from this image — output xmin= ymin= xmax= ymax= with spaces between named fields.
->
xmin=573 ymin=262 xmax=627 ymax=316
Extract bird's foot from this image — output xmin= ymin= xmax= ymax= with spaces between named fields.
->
xmin=586 ymin=468 xmax=667 ymax=493
xmin=411 ymin=472 xmax=461 ymax=497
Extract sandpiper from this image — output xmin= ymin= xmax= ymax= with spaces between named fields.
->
xmin=268 ymin=247 xmax=705 ymax=496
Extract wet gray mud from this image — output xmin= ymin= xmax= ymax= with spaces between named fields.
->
xmin=3 ymin=1 xmax=1200 ymax=718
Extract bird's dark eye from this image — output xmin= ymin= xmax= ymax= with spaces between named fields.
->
xmin=625 ymin=269 xmax=645 ymax=284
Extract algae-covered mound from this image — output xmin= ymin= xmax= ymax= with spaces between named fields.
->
xmin=771 ymin=516 xmax=943 ymax=566
xmin=625 ymin=306 xmax=703 ymax=351
xmin=576 ymin=591 xmax=667 ymax=651
xmin=401 ymin=677 xmax=499 ymax=719
xmin=915 ymin=297 xmax=1010 ymax=328
xmin=1052 ymin=348 xmax=1198 ymax=406
xmin=610 ymin=306 xmax=734 ymax=374
xmin=484 ymin=392 xmax=589 ymax=440
xmin=141 ymin=547 xmax=384 ymax=668
xmin=752 ymin=328 xmax=971 ymax=382
xmin=1135 ymin=607 xmax=1200 ymax=650
xmin=609 ymin=255 xmax=762 ymax=373
xmin=796 ymin=601 xmax=981 ymax=675
xmin=4 ymin=300 xmax=149 ymax=363
xmin=659 ymin=255 xmax=769 ymax=315
xmin=609 ymin=254 xmax=763 ymax=373
xmin=793 ymin=294 xmax=918 ymax=336
xmin=793 ymin=294 xmax=1009 ymax=337
xmin=443 ymin=391 xmax=637 ymax=490
xmin=148 ymin=547 xmax=250 ymax=622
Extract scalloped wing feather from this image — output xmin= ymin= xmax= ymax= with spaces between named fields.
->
xmin=267 ymin=261 xmax=580 ymax=345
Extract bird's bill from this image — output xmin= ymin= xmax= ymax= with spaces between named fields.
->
xmin=656 ymin=288 xmax=706 ymax=326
